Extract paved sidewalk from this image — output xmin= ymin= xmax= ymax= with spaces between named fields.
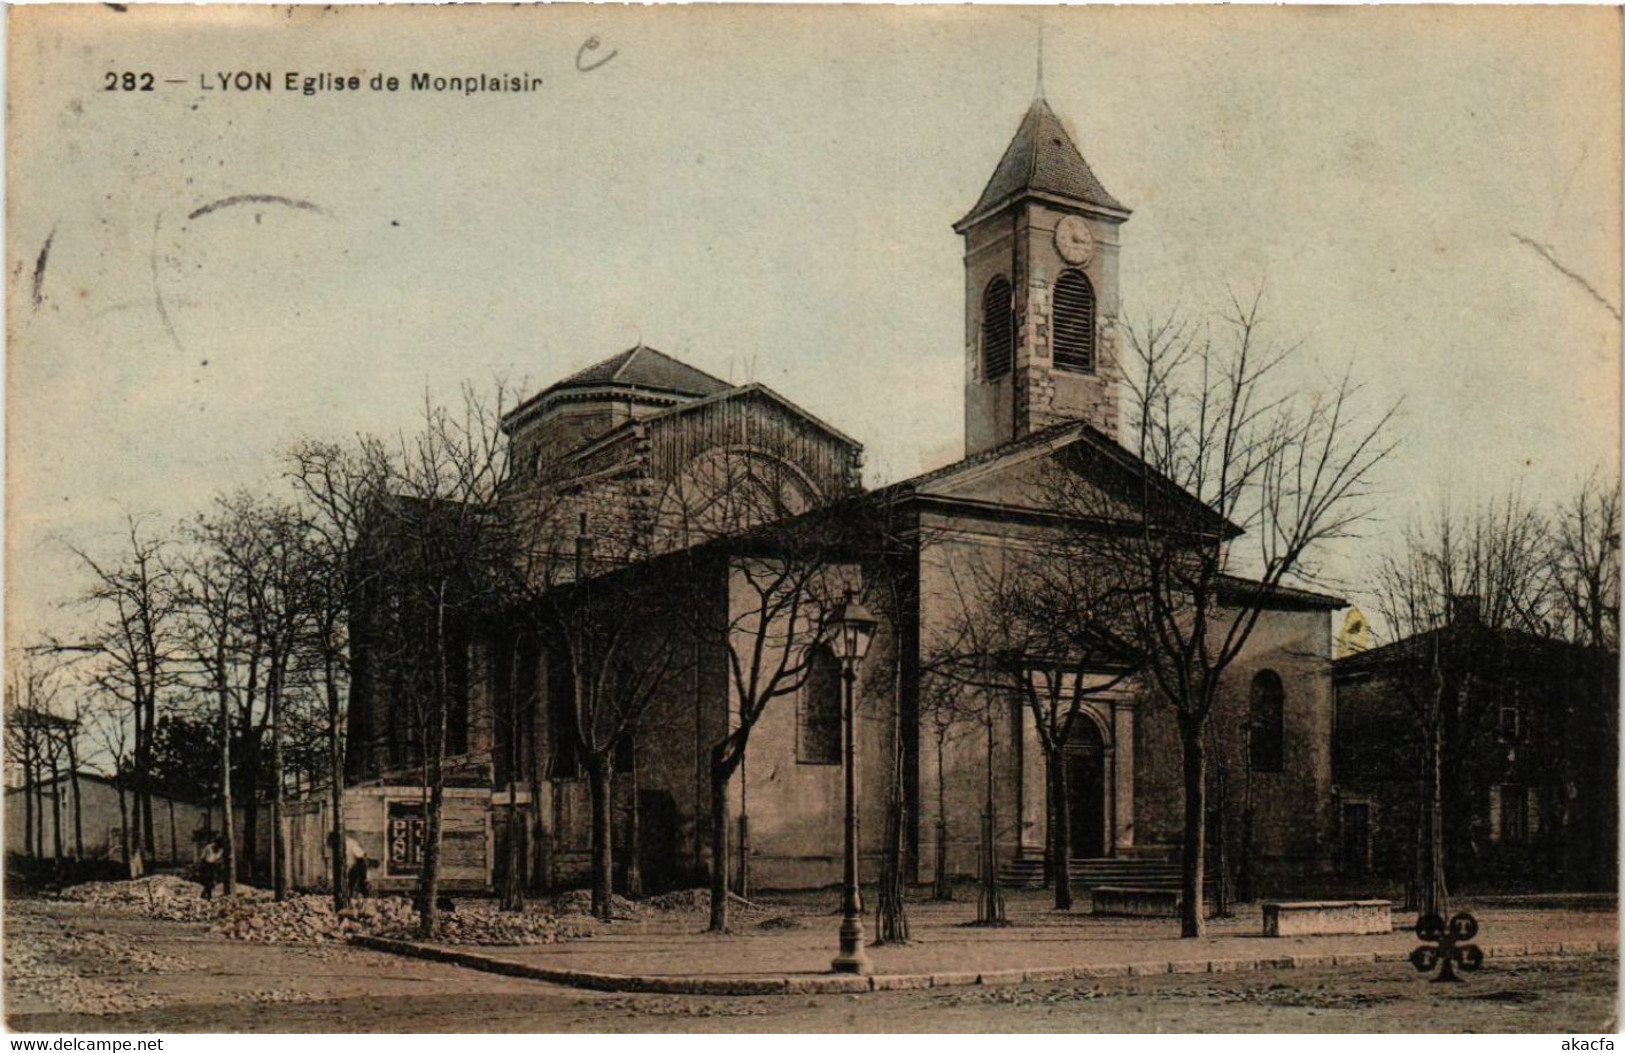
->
xmin=352 ymin=894 xmax=1619 ymax=996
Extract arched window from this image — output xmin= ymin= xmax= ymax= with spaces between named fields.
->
xmin=1249 ymin=670 xmax=1285 ymax=773
xmin=798 ymin=646 xmax=842 ymax=765
xmin=1052 ymin=269 xmax=1097 ymax=373
xmin=981 ymin=276 xmax=1014 ymax=380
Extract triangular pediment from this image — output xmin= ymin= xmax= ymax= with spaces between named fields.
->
xmin=885 ymin=422 xmax=1236 ymax=536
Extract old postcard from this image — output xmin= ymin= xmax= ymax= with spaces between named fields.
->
xmin=5 ymin=4 xmax=1620 ymax=1036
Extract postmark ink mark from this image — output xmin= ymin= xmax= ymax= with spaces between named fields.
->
xmin=1511 ymin=231 xmax=1621 ymax=322
xmin=31 ymin=228 xmax=55 ymax=309
xmin=577 ymin=36 xmax=618 ymax=73
xmin=188 ymin=194 xmax=327 ymax=222
xmin=150 ymin=213 xmax=185 ymax=356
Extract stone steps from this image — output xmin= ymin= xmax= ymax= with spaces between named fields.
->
xmin=997 ymin=856 xmax=1189 ymax=891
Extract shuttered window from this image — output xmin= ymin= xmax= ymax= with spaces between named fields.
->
xmin=1052 ymin=269 xmax=1096 ymax=373
xmin=981 ymin=277 xmax=1014 ymax=380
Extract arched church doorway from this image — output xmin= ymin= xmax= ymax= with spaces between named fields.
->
xmin=1065 ymin=717 xmax=1108 ymax=859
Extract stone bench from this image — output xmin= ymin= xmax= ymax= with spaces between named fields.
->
xmin=1261 ymin=899 xmax=1393 ymax=937
xmin=1091 ymin=886 xmax=1181 ymax=918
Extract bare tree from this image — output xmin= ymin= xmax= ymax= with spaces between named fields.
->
xmin=1548 ymin=471 xmax=1621 ymax=654
xmin=286 ymin=437 xmax=391 ymax=909
xmin=58 ymin=515 xmax=186 ymax=873
xmin=1045 ymin=293 xmax=1396 ymax=936
xmin=925 ymin=545 xmax=1136 ymax=913
xmin=1371 ymin=495 xmax=1556 ymax=914
xmin=661 ymin=443 xmax=850 ymax=933
xmin=502 ymin=470 xmax=693 ymax=919
xmin=5 ymin=656 xmax=68 ymax=862
xmin=375 ymin=384 xmax=514 ymax=939
xmin=1544 ymin=471 xmax=1621 ymax=887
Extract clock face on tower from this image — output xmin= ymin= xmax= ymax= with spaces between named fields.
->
xmin=1054 ymin=215 xmax=1096 ymax=265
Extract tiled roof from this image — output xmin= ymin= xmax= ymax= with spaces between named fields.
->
xmin=550 ymin=344 xmax=731 ymax=398
xmin=959 ymin=97 xmax=1125 ymax=226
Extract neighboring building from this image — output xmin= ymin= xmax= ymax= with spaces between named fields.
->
xmin=345 ymin=95 xmax=1347 ymax=895
xmin=4 ymin=771 xmax=217 ymax=866
xmin=1332 ymin=616 xmax=1617 ymax=892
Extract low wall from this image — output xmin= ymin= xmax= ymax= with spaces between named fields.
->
xmin=1262 ymin=899 xmax=1392 ymax=937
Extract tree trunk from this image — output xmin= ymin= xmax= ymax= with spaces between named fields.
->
xmin=326 ymin=651 xmax=348 ymax=911
xmin=140 ymin=698 xmax=157 ymax=864
xmin=67 ymin=737 xmax=84 ymax=860
xmin=932 ymin=729 xmax=952 ymax=901
xmin=734 ymin=755 xmax=749 ymax=900
xmin=115 ymin=782 xmax=134 ymax=879
xmin=22 ymin=748 xmax=35 ymax=859
xmin=500 ymin=646 xmax=526 ymax=911
xmin=1211 ymin=763 xmax=1231 ymax=918
xmin=415 ymin=598 xmax=453 ymax=941
xmin=1049 ymin=751 xmax=1072 ymax=911
xmin=528 ymin=744 xmax=549 ymax=895
xmin=875 ymin=720 xmax=910 ymax=943
xmin=588 ymin=753 xmax=614 ymax=920
xmin=49 ymin=749 xmax=64 ymax=863
xmin=975 ymin=712 xmax=1006 ymax=925
xmin=219 ymin=694 xmax=235 ymax=896
xmin=1236 ymin=756 xmax=1255 ymax=905
xmin=707 ymin=750 xmax=732 ymax=933
xmin=624 ymin=743 xmax=642 ymax=900
xmin=271 ymin=683 xmax=289 ymax=901
xmin=1179 ymin=726 xmax=1207 ymax=938
xmin=1423 ymin=719 xmax=1449 ymax=918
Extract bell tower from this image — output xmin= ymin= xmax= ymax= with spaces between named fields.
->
xmin=955 ymin=97 xmax=1130 ymax=456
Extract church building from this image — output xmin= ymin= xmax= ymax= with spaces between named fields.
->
xmin=343 ymin=95 xmax=1346 ymax=898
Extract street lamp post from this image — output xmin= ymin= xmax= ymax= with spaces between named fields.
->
xmin=827 ymin=588 xmax=877 ymax=975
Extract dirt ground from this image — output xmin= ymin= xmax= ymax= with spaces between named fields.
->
xmin=5 ymin=898 xmax=1617 ymax=1033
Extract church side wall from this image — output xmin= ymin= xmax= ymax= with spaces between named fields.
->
xmin=727 ymin=558 xmax=894 ymax=890
xmin=913 ymin=516 xmax=1033 ymax=883
xmin=1133 ymin=605 xmax=1337 ymax=884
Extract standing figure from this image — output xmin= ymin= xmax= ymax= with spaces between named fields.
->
xmin=343 ymin=835 xmax=370 ymax=900
xmin=197 ymin=837 xmax=225 ymax=900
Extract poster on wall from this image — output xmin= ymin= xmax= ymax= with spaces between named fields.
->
xmin=386 ymin=802 xmax=427 ymax=875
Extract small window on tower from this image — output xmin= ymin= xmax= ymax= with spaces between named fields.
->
xmin=981 ymin=276 xmax=1014 ymax=380
xmin=1052 ymin=269 xmax=1097 ymax=374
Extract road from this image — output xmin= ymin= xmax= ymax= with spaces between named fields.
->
xmin=5 ymin=900 xmax=1616 ymax=1033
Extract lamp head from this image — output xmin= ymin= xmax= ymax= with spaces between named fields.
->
xmin=828 ymin=588 xmax=877 ymax=664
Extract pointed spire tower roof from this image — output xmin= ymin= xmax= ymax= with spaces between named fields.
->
xmin=954 ymin=97 xmax=1128 ymax=231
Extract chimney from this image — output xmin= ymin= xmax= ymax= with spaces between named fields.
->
xmin=1449 ymin=595 xmax=1481 ymax=625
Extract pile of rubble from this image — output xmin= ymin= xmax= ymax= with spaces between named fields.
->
xmin=57 ymin=877 xmax=595 ymax=947
xmin=550 ymin=889 xmax=644 ymax=920
xmin=58 ymin=875 xmax=270 ymax=923
xmin=644 ymin=887 xmax=772 ymax=916
xmin=212 ymin=893 xmax=596 ymax=946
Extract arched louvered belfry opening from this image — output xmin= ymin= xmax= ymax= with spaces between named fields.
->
xmin=981 ymin=276 xmax=1014 ymax=380
xmin=1052 ymin=269 xmax=1097 ymax=373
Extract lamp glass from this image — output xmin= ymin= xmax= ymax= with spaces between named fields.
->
xmin=828 ymin=594 xmax=877 ymax=663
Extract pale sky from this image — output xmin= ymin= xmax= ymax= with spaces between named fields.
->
xmin=7 ymin=4 xmax=1621 ymax=648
